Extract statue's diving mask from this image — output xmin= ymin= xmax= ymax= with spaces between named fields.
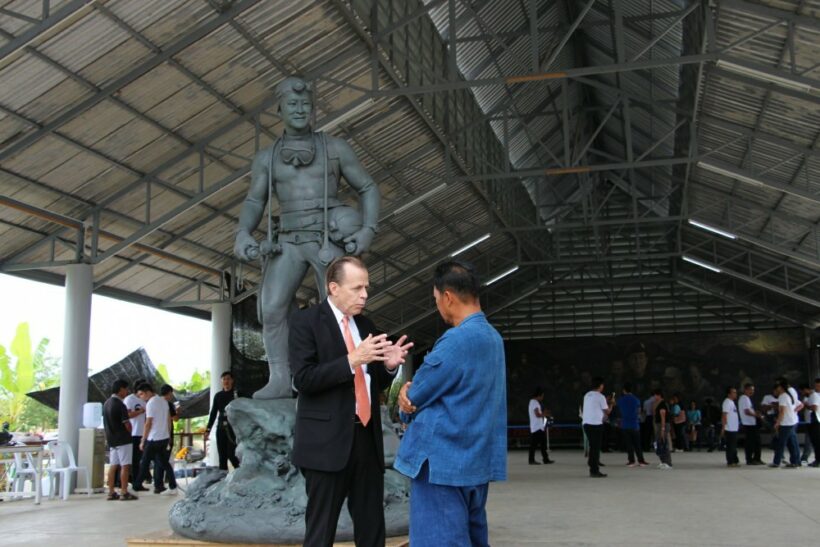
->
xmin=280 ymin=135 xmax=315 ymax=167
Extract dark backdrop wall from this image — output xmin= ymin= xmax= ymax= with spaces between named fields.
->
xmin=506 ymin=328 xmax=810 ymax=424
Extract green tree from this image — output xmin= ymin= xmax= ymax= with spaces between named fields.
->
xmin=0 ymin=322 xmax=57 ymax=431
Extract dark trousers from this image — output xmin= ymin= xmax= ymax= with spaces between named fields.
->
xmin=583 ymin=424 xmax=603 ymax=475
xmin=137 ymin=439 xmax=177 ymax=491
xmin=130 ymin=436 xmax=147 ymax=486
xmin=216 ymin=427 xmax=240 ymax=470
xmin=301 ymin=422 xmax=384 ymax=547
xmin=742 ymin=424 xmax=761 ymax=463
xmin=808 ymin=422 xmax=820 ymax=463
xmin=724 ymin=431 xmax=739 ymax=464
xmin=528 ymin=429 xmax=548 ymax=463
xmin=622 ymin=428 xmax=645 ymax=463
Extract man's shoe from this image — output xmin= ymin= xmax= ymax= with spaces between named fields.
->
xmin=784 ymin=463 xmax=798 ymax=468
xmin=528 ymin=461 xmax=541 ymax=465
xmin=161 ymin=488 xmax=178 ymax=496
xmin=590 ymin=472 xmax=607 ymax=478
xmin=767 ymin=463 xmax=780 ymax=468
xmin=727 ymin=463 xmax=741 ymax=468
xmin=132 ymin=486 xmax=148 ymax=492
xmin=154 ymin=487 xmax=167 ymax=494
xmin=543 ymin=459 xmax=555 ymax=464
xmin=626 ymin=462 xmax=637 ymax=467
xmin=809 ymin=461 xmax=819 ymax=468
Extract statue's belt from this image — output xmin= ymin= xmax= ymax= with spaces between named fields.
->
xmin=276 ymin=231 xmax=323 ymax=245
xmin=279 ymin=197 xmax=341 ymax=213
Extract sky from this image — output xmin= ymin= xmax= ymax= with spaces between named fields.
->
xmin=0 ymin=273 xmax=212 ymax=384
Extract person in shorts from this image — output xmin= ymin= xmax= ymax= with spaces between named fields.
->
xmin=103 ymin=379 xmax=138 ymax=501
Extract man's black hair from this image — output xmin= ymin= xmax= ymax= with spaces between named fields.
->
xmin=160 ymin=384 xmax=174 ymax=396
xmin=433 ymin=260 xmax=480 ymax=300
xmin=111 ymin=378 xmax=129 ymax=395
xmin=623 ymin=382 xmax=632 ymax=393
xmin=220 ymin=371 xmax=233 ymax=379
xmin=725 ymin=386 xmax=735 ymax=396
xmin=743 ymin=382 xmax=754 ymax=390
xmin=137 ymin=383 xmax=154 ymax=394
xmin=132 ymin=377 xmax=147 ymax=391
xmin=591 ymin=376 xmax=605 ymax=390
xmin=532 ymin=386 xmax=544 ymax=398
xmin=653 ymin=388 xmax=664 ymax=397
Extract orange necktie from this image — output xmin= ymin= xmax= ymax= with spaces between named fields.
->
xmin=342 ymin=315 xmax=370 ymax=426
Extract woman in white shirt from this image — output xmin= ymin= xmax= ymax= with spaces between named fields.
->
xmin=769 ymin=381 xmax=801 ymax=468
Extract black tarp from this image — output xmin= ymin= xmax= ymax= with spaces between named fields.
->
xmin=26 ymin=347 xmax=212 ymax=418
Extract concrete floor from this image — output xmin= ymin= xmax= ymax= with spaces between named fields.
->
xmin=2 ymin=449 xmax=818 ymax=546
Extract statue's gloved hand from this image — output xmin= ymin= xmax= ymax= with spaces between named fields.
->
xmin=343 ymin=227 xmax=375 ymax=255
xmin=234 ymin=230 xmax=260 ymax=261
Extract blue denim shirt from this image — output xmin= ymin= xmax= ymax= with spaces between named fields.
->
xmin=394 ymin=312 xmax=507 ymax=486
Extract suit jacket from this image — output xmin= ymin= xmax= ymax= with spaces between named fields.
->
xmin=289 ymin=299 xmax=394 ymax=472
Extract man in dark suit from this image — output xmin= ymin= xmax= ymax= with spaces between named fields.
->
xmin=289 ymin=256 xmax=412 ymax=547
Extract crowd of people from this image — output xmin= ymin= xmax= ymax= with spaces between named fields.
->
xmin=529 ymin=376 xmax=820 ymax=477
xmin=102 ymin=378 xmax=182 ymax=501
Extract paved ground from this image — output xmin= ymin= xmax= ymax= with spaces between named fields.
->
xmin=2 ymin=448 xmax=818 ymax=546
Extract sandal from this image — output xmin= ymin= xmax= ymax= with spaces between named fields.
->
xmin=120 ymin=492 xmax=138 ymax=501
xmin=106 ymin=492 xmax=120 ymax=501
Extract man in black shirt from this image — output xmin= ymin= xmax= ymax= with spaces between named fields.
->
xmin=653 ymin=389 xmax=672 ymax=469
xmin=103 ymin=379 xmax=138 ymax=500
xmin=206 ymin=371 xmax=241 ymax=470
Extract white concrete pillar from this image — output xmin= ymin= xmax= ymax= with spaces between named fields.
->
xmin=58 ymin=264 xmax=92 ymax=485
xmin=208 ymin=302 xmax=231 ymax=466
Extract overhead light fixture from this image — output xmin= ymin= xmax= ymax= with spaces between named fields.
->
xmin=317 ymin=99 xmax=376 ymax=132
xmin=682 ymin=255 xmax=721 ymax=274
xmin=483 ymin=265 xmax=519 ymax=286
xmin=716 ymin=59 xmax=815 ymax=94
xmin=392 ymin=183 xmax=448 ymax=216
xmin=688 ymin=219 xmax=737 ymax=240
xmin=450 ymin=233 xmax=491 ymax=257
xmin=697 ymin=161 xmax=765 ymax=188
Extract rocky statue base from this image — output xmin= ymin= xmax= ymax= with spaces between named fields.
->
xmin=168 ymin=398 xmax=409 ymax=544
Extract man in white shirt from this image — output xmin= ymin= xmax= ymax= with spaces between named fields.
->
xmin=721 ymin=386 xmax=740 ymax=467
xmin=124 ymin=378 xmax=148 ymax=491
xmin=775 ymin=377 xmax=803 ymax=465
xmin=528 ymin=387 xmax=554 ymax=465
xmin=134 ymin=384 xmax=178 ymax=494
xmin=582 ymin=377 xmax=613 ymax=477
xmin=738 ymin=383 xmax=764 ymax=465
xmin=770 ymin=380 xmax=801 ymax=468
xmin=806 ymin=378 xmax=820 ymax=468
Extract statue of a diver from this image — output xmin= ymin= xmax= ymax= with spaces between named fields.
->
xmin=234 ymin=76 xmax=380 ymax=399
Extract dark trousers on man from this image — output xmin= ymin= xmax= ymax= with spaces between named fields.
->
xmin=130 ymin=436 xmax=147 ymax=487
xmin=529 ymin=429 xmax=549 ymax=463
xmin=743 ymin=424 xmax=762 ymax=464
xmin=808 ymin=420 xmax=820 ymax=465
xmin=622 ymin=427 xmax=645 ymax=464
xmin=583 ymin=424 xmax=603 ymax=475
xmin=301 ymin=422 xmax=384 ymax=547
xmin=137 ymin=439 xmax=177 ymax=491
xmin=216 ymin=427 xmax=240 ymax=470
xmin=725 ymin=431 xmax=739 ymax=465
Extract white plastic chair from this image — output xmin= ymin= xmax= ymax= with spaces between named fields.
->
xmin=5 ymin=452 xmax=38 ymax=499
xmin=45 ymin=440 xmax=90 ymax=500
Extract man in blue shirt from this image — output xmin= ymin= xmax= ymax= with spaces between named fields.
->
xmin=617 ymin=383 xmax=647 ymax=467
xmin=396 ymin=261 xmax=507 ymax=547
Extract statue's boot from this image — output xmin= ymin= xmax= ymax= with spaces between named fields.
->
xmin=253 ymin=363 xmax=292 ymax=399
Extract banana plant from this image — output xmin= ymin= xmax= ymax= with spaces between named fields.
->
xmin=0 ymin=323 xmax=49 ymax=429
